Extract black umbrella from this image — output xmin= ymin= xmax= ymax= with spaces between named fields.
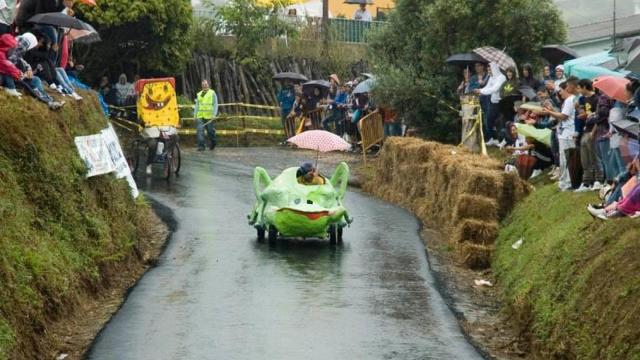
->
xmin=541 ymin=45 xmax=578 ymax=65
xmin=445 ymin=53 xmax=487 ymax=68
xmin=302 ymin=80 xmax=331 ymax=89
xmin=302 ymin=80 xmax=331 ymax=98
xmin=28 ymin=12 xmax=86 ymax=29
xmin=273 ymin=72 xmax=308 ymax=83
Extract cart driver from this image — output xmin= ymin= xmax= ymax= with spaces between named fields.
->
xmin=143 ymin=125 xmax=178 ymax=175
xmin=296 ymin=162 xmax=326 ymax=185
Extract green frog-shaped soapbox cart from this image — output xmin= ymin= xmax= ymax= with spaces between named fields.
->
xmin=248 ymin=162 xmax=352 ymax=244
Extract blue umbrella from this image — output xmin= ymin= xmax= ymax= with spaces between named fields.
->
xmin=353 ymin=79 xmax=375 ymax=94
xmin=564 ymin=51 xmax=615 ymax=75
xmin=568 ymin=65 xmax=626 ymax=80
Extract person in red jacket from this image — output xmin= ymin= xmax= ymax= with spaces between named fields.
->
xmin=0 ymin=33 xmax=23 ymax=97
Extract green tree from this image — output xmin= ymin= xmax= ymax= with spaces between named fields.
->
xmin=369 ymin=0 xmax=566 ymax=143
xmin=204 ymin=0 xmax=297 ymax=59
xmin=77 ymin=0 xmax=193 ymax=80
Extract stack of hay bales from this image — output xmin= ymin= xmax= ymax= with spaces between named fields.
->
xmin=362 ymin=137 xmax=529 ymax=269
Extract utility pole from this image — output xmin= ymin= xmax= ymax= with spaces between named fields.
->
xmin=613 ymin=0 xmax=617 ymax=50
xmin=322 ymin=0 xmax=329 ymax=57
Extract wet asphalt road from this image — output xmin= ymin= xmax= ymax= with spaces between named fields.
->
xmin=87 ymin=148 xmax=481 ymax=360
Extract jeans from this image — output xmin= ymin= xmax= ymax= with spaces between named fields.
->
xmin=579 ymin=132 xmax=601 ymax=185
xmin=55 ymin=68 xmax=74 ymax=94
xmin=384 ymin=122 xmax=402 ymax=137
xmin=558 ymin=137 xmax=575 ymax=189
xmin=609 ymin=147 xmax=626 ymax=179
xmin=484 ymin=102 xmax=500 ymax=140
xmin=596 ymin=140 xmax=615 ymax=182
xmin=1 ymin=74 xmax=16 ymax=89
xmin=19 ymin=76 xmax=53 ymax=104
xmin=196 ymin=118 xmax=216 ymax=149
xmin=479 ymin=95 xmax=490 ymax=133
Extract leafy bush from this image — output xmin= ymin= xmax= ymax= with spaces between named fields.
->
xmin=368 ymin=0 xmax=566 ymax=142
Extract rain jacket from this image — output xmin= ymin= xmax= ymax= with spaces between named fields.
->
xmin=8 ymin=35 xmax=35 ymax=73
xmin=0 ymin=34 xmax=21 ymax=80
xmin=479 ymin=62 xmax=506 ymax=104
xmin=277 ymin=87 xmax=296 ymax=115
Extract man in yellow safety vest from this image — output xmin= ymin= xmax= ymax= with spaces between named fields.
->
xmin=194 ymin=79 xmax=219 ymax=151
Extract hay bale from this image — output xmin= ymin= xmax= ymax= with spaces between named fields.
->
xmin=454 ymin=194 xmax=498 ymax=222
xmin=459 ymin=243 xmax=493 ymax=269
xmin=362 ymin=137 xmax=528 ymax=270
xmin=455 ymin=219 xmax=499 ymax=245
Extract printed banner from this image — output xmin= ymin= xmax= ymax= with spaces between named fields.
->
xmin=101 ymin=124 xmax=139 ymax=198
xmin=74 ymin=124 xmax=139 ymax=198
xmin=74 ymin=133 xmax=116 ymax=178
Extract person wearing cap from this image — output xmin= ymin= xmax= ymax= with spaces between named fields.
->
xmin=296 ymin=162 xmax=326 ymax=185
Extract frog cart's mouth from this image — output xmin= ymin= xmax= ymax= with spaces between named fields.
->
xmin=278 ymin=208 xmax=329 ymax=221
xmin=144 ymin=94 xmax=172 ymax=110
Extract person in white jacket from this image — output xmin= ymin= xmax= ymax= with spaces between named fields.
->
xmin=474 ymin=62 xmax=506 ymax=146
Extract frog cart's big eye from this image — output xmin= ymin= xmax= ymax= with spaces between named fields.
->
xmin=294 ymin=198 xmax=301 ymax=205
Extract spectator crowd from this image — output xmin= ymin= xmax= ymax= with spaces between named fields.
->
xmin=0 ymin=0 xmax=91 ymax=110
xmin=456 ymin=57 xmax=640 ymax=221
xmin=276 ymin=73 xmax=400 ymax=151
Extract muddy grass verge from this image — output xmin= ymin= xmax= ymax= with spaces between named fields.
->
xmin=43 ymin=200 xmax=172 ymax=360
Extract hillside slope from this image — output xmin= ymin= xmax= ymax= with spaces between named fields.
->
xmin=0 ymin=91 xmax=156 ymax=359
xmin=494 ymin=184 xmax=640 ymax=359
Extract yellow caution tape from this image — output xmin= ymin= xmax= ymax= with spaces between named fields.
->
xmin=181 ymin=115 xmax=280 ymax=122
xmin=178 ymin=103 xmax=280 ymax=111
xmin=178 ymin=128 xmax=284 ymax=136
xmin=459 ymin=106 xmax=487 ymax=156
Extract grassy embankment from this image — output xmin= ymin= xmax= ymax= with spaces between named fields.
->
xmin=0 ymin=91 xmax=156 ymax=359
xmin=494 ymin=173 xmax=640 ymax=358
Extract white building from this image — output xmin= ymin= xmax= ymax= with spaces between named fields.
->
xmin=555 ymin=0 xmax=640 ymax=55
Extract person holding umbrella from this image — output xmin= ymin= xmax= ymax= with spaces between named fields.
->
xmin=277 ymin=79 xmax=296 ymax=142
xmin=353 ymin=2 xmax=372 ymax=22
xmin=456 ymin=67 xmax=471 ymax=96
xmin=296 ymin=162 xmax=326 ymax=185
xmin=474 ymin=62 xmax=506 ymax=146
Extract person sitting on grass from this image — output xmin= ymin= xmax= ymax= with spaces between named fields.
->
xmin=589 ymin=156 xmax=639 ymax=209
xmin=0 ymin=33 xmax=23 ymax=97
xmin=588 ymin=181 xmax=640 ymax=220
xmin=296 ymin=162 xmax=326 ymax=186
xmin=4 ymin=32 xmax=65 ymax=110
